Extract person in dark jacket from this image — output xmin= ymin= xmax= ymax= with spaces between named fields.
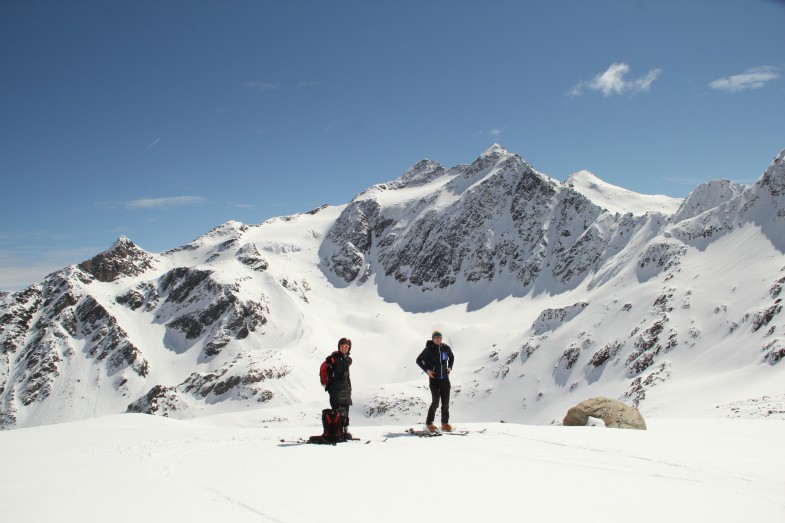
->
xmin=321 ymin=337 xmax=353 ymax=438
xmin=415 ymin=330 xmax=455 ymax=432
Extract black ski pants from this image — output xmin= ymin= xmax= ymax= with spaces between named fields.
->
xmin=426 ymin=378 xmax=451 ymax=424
xmin=329 ymin=395 xmax=350 ymax=429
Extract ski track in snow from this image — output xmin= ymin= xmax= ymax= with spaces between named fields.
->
xmin=0 ymin=414 xmax=783 ymax=523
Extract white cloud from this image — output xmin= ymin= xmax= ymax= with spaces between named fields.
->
xmin=126 ymin=196 xmax=206 ymax=210
xmin=708 ymin=66 xmax=780 ymax=92
xmin=569 ymin=63 xmax=662 ymax=97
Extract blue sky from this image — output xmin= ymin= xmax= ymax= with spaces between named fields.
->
xmin=1 ymin=0 xmax=783 ymax=291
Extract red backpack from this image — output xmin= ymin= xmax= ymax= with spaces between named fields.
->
xmin=319 ymin=355 xmax=333 ymax=387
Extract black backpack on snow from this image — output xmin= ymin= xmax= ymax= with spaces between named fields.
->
xmin=307 ymin=408 xmax=344 ymax=445
xmin=321 ymin=408 xmax=344 ymax=442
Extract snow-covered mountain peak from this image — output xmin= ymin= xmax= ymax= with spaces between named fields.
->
xmin=567 ymin=169 xmax=682 ymax=216
xmin=77 ymin=235 xmax=156 ymax=282
xmin=482 ymin=143 xmax=511 ymax=157
xmin=449 ymin=143 xmax=538 ymax=195
xmin=386 ymin=158 xmax=448 ymax=190
xmin=174 ymin=220 xmax=250 ymax=252
xmin=110 ymin=235 xmax=137 ymax=251
xmin=206 ymin=220 xmax=247 ymax=237
xmin=2 ymin=144 xmax=784 ymax=432
xmin=757 ymin=147 xmax=785 ymax=197
xmin=672 ymin=179 xmax=746 ymax=223
xmin=470 ymin=143 xmax=517 ymax=170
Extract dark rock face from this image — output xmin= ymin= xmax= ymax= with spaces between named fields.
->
xmin=323 ymin=199 xmax=381 ymax=285
xmin=758 ymin=149 xmax=785 ymax=198
xmin=76 ymin=297 xmax=149 ymax=377
xmin=0 ymin=269 xmax=153 ymax=429
xmin=78 ymin=237 xmax=156 ymax=282
xmin=151 ymin=267 xmax=269 ymax=356
xmin=321 ymin=146 xmax=665 ymax=304
xmin=1 ymin=286 xmax=42 ymax=356
xmin=0 ymin=224 xmax=280 ymax=428
xmin=236 ymin=243 xmax=269 ymax=272
xmin=127 ymin=358 xmax=289 ymax=416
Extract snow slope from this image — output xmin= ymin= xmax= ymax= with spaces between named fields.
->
xmin=567 ymin=169 xmax=682 ymax=215
xmin=0 ymin=412 xmax=782 ymax=523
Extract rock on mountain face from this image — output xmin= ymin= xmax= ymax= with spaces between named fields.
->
xmin=320 ymin=144 xmax=677 ymax=307
xmin=1 ymin=145 xmax=784 ymax=429
xmin=79 ymin=236 xmax=157 ymax=282
xmin=0 ymin=226 xmax=297 ymax=429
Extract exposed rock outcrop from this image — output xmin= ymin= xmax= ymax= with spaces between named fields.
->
xmin=563 ymin=397 xmax=647 ymax=429
xmin=78 ymin=236 xmax=156 ymax=282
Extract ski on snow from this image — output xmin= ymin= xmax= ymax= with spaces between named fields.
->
xmin=280 ymin=429 xmax=485 ymax=445
xmin=406 ymin=428 xmax=443 ymax=437
xmin=406 ymin=427 xmax=486 ymax=437
xmin=279 ymin=436 xmax=365 ymax=446
xmin=445 ymin=427 xmax=487 ymax=435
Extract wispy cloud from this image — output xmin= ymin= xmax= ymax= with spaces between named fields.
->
xmin=145 ymin=137 xmax=161 ymax=150
xmin=229 ymin=202 xmax=255 ymax=210
xmin=708 ymin=66 xmax=780 ymax=92
xmin=244 ymin=80 xmax=324 ymax=92
xmin=476 ymin=128 xmax=504 ymax=137
xmin=0 ymin=262 xmax=61 ymax=291
xmin=569 ymin=63 xmax=662 ymax=97
xmin=243 ymin=81 xmax=280 ymax=93
xmin=125 ymin=196 xmax=206 ymax=210
xmin=0 ymin=246 xmax=100 ymax=291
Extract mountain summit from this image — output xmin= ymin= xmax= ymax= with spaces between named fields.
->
xmin=1 ymin=146 xmax=784 ymax=429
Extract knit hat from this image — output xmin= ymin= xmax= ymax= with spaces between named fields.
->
xmin=431 ymin=331 xmax=443 ymax=339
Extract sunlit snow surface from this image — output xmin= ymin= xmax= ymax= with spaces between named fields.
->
xmin=2 ymin=147 xmax=785 ymax=522
xmin=1 ymin=412 xmax=783 ymax=522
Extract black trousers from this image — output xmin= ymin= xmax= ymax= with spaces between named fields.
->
xmin=426 ymin=378 xmax=451 ymax=424
xmin=329 ymin=395 xmax=350 ymax=428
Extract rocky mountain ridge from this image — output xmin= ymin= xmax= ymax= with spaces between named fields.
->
xmin=1 ymin=144 xmax=783 ymax=429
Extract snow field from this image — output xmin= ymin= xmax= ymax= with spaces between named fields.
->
xmin=1 ymin=413 xmax=783 ymax=523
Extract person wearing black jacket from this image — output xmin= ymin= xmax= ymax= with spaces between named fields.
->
xmin=415 ymin=331 xmax=455 ymax=432
xmin=321 ymin=337 xmax=353 ymax=438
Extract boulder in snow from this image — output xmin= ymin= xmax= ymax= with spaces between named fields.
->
xmin=563 ymin=397 xmax=646 ymax=430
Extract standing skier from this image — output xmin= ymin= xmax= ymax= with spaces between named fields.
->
xmin=416 ymin=330 xmax=455 ymax=432
xmin=321 ymin=337 xmax=353 ymax=439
